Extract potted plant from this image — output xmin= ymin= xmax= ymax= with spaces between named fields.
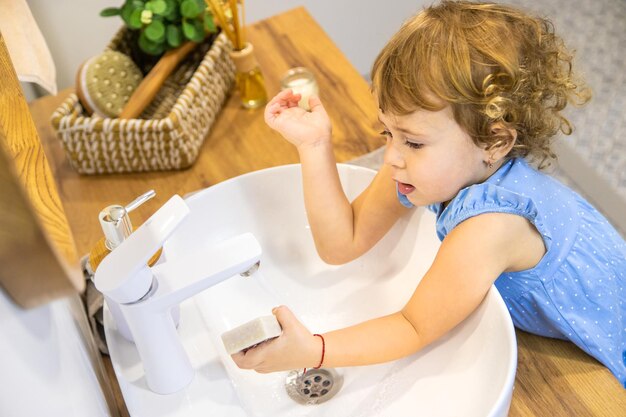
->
xmin=100 ymin=0 xmax=216 ymax=56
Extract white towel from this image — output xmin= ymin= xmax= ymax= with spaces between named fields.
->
xmin=0 ymin=0 xmax=57 ymax=94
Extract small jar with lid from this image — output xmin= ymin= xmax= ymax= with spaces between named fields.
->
xmin=280 ymin=67 xmax=319 ymax=111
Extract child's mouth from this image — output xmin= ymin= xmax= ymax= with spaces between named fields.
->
xmin=397 ymin=182 xmax=415 ymax=195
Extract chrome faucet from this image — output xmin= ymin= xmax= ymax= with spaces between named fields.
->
xmin=95 ymin=195 xmax=262 ymax=394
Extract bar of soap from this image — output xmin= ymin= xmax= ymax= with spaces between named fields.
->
xmin=221 ymin=315 xmax=282 ymax=355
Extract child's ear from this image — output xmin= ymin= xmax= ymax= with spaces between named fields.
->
xmin=485 ymin=122 xmax=517 ymax=160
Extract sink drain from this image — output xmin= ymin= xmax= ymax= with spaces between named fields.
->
xmin=285 ymin=368 xmax=343 ymax=405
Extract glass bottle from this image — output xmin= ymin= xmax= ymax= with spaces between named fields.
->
xmin=229 ymin=42 xmax=268 ymax=109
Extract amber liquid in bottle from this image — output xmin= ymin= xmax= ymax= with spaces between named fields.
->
xmin=230 ymin=43 xmax=268 ymax=109
xmin=236 ymin=67 xmax=268 ymax=109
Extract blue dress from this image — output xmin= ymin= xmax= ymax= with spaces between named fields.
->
xmin=398 ymin=158 xmax=626 ymax=387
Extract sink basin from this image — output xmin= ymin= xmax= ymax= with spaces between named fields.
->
xmin=104 ymin=163 xmax=517 ymax=417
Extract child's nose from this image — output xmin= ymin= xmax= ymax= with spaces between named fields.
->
xmin=383 ymin=139 xmax=405 ymax=169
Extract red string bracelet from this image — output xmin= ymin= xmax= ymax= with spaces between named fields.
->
xmin=313 ymin=334 xmax=325 ymax=369
xmin=303 ymin=333 xmax=325 ymax=374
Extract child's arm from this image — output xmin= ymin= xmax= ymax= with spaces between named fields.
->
xmin=265 ymin=90 xmax=407 ymax=264
xmin=232 ymin=211 xmax=542 ymax=371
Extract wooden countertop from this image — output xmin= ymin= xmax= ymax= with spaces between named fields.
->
xmin=28 ymin=7 xmax=625 ymax=417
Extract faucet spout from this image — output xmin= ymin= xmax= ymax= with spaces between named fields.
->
xmin=149 ymin=233 xmax=262 ymax=311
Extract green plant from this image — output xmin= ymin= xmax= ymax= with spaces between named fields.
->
xmin=101 ymin=0 xmax=216 ymax=55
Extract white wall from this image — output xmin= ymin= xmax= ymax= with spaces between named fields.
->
xmin=245 ymin=1 xmax=423 ymax=78
xmin=26 ymin=0 xmax=423 ymax=93
xmin=27 ymin=0 xmax=125 ymax=94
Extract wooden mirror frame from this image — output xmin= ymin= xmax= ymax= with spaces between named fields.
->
xmin=0 ymin=33 xmax=83 ymax=308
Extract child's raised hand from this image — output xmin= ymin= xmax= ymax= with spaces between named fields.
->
xmin=231 ymin=305 xmax=321 ymax=373
xmin=264 ymin=89 xmax=332 ymax=150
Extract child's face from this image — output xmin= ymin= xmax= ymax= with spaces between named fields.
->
xmin=380 ymin=105 xmax=489 ymax=206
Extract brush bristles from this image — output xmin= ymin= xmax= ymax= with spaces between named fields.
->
xmin=76 ymin=51 xmax=142 ymax=118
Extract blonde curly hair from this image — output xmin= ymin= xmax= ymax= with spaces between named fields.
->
xmin=371 ymin=0 xmax=591 ymax=167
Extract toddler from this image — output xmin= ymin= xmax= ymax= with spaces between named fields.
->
xmin=232 ymin=0 xmax=626 ymax=387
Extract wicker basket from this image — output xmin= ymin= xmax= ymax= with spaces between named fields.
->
xmin=51 ymin=28 xmax=235 ymax=174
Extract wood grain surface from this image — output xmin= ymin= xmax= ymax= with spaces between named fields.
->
xmin=0 ymin=34 xmax=83 ymax=308
xmin=26 ymin=7 xmax=625 ymax=417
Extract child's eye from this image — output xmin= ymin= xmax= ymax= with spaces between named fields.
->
xmin=404 ymin=140 xmax=423 ymax=150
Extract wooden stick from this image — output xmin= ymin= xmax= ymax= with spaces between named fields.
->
xmin=205 ymin=0 xmax=234 ymax=42
xmin=204 ymin=0 xmax=236 ymax=46
xmin=229 ymin=0 xmax=240 ymax=49
xmin=240 ymin=0 xmax=246 ymax=46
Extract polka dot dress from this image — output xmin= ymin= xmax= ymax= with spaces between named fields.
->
xmin=424 ymin=158 xmax=626 ymax=387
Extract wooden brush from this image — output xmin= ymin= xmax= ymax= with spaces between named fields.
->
xmin=119 ymin=41 xmax=198 ymax=119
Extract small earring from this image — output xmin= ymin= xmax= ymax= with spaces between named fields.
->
xmin=484 ymin=159 xmax=494 ymax=169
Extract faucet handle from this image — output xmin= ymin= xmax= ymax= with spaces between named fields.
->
xmin=95 ymin=194 xmax=190 ymax=304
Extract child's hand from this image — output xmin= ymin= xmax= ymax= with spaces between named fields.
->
xmin=264 ymin=89 xmax=332 ymax=151
xmin=231 ymin=306 xmax=322 ymax=373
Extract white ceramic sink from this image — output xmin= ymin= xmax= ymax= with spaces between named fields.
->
xmin=105 ymin=163 xmax=517 ymax=417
